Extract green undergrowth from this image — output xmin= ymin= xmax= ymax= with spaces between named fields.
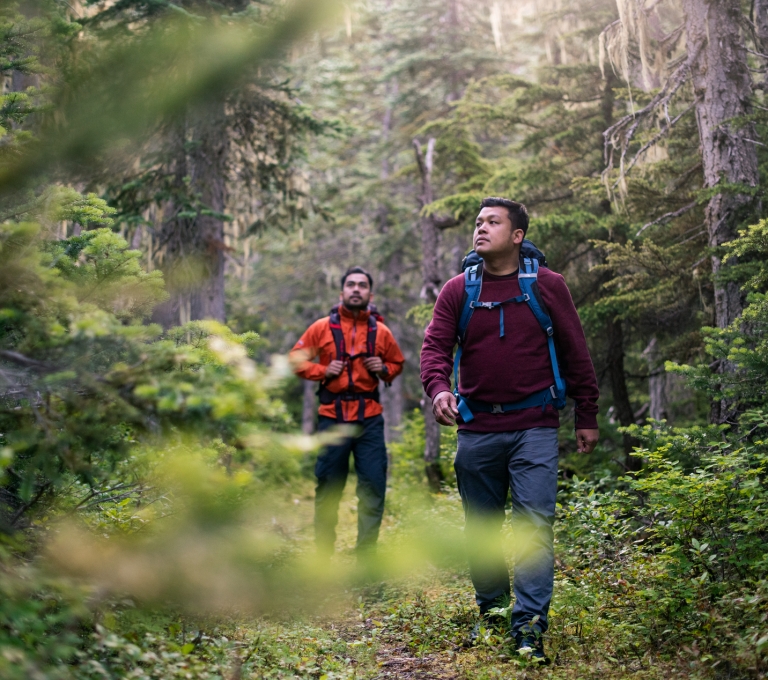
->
xmin=5 ymin=445 xmax=767 ymax=679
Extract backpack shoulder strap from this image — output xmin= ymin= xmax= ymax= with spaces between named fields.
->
xmin=328 ymin=306 xmax=346 ymax=359
xmin=518 ymin=259 xmax=566 ymax=405
xmin=366 ymin=312 xmax=377 ymax=357
xmin=518 ymin=259 xmax=551 ymax=334
xmin=458 ymin=264 xmax=483 ymax=344
xmin=453 ymin=265 xmax=483 ymax=422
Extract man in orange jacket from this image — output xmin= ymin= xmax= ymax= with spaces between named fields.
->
xmin=291 ymin=266 xmax=405 ymax=556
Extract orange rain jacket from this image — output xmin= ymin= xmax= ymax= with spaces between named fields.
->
xmin=291 ymin=305 xmax=405 ymax=422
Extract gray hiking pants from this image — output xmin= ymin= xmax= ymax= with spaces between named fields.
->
xmin=454 ymin=427 xmax=559 ymax=634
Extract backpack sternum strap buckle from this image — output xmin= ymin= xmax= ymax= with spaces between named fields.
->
xmin=491 ymin=403 xmax=503 ymax=414
xmin=469 ymin=300 xmax=494 ymax=309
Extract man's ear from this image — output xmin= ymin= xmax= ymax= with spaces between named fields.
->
xmin=513 ymin=228 xmax=525 ymax=245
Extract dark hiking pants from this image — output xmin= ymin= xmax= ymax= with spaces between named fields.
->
xmin=454 ymin=427 xmax=559 ymax=635
xmin=314 ymin=414 xmax=387 ymax=554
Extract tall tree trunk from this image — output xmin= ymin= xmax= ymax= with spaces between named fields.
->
xmin=643 ymin=337 xmax=669 ymax=423
xmin=302 ymin=379 xmax=316 ymax=435
xmin=606 ymin=317 xmax=640 ymax=470
xmin=600 ymin=70 xmax=639 ymax=463
xmin=682 ymin=0 xmax=759 ymax=423
xmin=188 ymin=105 xmax=228 ymax=322
xmin=152 ymin=103 xmax=229 ymax=328
xmin=378 ymin=78 xmax=404 ymax=444
xmin=380 ymin=369 xmax=404 ymax=443
xmin=754 ymin=0 xmax=768 ymax=54
xmin=683 ymin=0 xmax=758 ymax=328
xmin=414 ymin=138 xmax=443 ymax=491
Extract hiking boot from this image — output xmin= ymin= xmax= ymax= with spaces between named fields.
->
xmin=514 ymin=630 xmax=550 ymax=665
xmin=467 ymin=612 xmax=508 ymax=646
xmin=466 ymin=614 xmax=493 ymax=646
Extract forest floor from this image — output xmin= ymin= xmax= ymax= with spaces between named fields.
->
xmin=174 ymin=480 xmax=686 ymax=680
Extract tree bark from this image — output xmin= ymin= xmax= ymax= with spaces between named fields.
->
xmin=152 ymin=103 xmax=229 ymax=328
xmin=754 ymin=0 xmax=768 ymax=53
xmin=188 ymin=106 xmax=228 ymax=322
xmin=301 ymin=379 xmax=316 ymax=435
xmin=643 ymin=337 xmax=669 ymax=424
xmin=606 ymin=317 xmax=640 ymax=470
xmin=683 ymin=0 xmax=759 ymax=330
xmin=414 ymin=139 xmax=441 ymax=303
xmin=683 ymin=0 xmax=760 ymax=424
xmin=378 ymin=78 xmax=404 ymax=444
xmin=414 ymin=138 xmax=444 ymax=491
xmin=600 ymin=71 xmax=640 ymax=463
xmin=380 ymin=373 xmax=404 ymax=443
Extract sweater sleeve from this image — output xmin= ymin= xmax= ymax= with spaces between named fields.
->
xmin=420 ymin=277 xmax=462 ymax=401
xmin=540 ymin=272 xmax=600 ymax=430
xmin=289 ymin=320 xmax=328 ymax=382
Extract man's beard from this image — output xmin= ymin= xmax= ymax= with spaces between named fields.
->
xmin=343 ymin=298 xmax=368 ymax=311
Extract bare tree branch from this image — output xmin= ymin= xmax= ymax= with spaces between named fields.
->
xmin=615 ymin=102 xmax=696 ymax=189
xmin=432 ymin=215 xmax=459 ymax=229
xmin=0 ymin=350 xmax=50 ymax=370
xmin=602 ymin=34 xmax=704 ymax=196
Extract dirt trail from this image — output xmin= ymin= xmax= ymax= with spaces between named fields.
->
xmin=375 ymin=645 xmax=459 ymax=679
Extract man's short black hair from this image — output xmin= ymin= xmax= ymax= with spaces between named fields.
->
xmin=341 ymin=266 xmax=373 ymax=290
xmin=479 ymin=197 xmax=529 ymax=235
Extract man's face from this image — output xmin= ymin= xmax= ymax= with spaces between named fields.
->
xmin=341 ymin=273 xmax=372 ymax=311
xmin=473 ymin=206 xmax=524 ymax=257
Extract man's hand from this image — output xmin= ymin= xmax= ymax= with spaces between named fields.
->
xmin=576 ymin=429 xmax=599 ymax=454
xmin=363 ymin=356 xmax=385 ymax=375
xmin=433 ymin=391 xmax=459 ymax=426
xmin=325 ymin=359 xmax=345 ymax=379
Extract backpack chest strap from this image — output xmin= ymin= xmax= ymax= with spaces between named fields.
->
xmin=469 ymin=294 xmax=530 ymax=337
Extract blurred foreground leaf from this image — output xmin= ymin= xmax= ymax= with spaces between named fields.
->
xmin=0 ymin=0 xmax=340 ymax=189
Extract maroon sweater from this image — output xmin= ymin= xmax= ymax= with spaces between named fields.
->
xmin=420 ymin=267 xmax=599 ymax=432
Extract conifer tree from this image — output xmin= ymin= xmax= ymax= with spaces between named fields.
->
xmin=85 ymin=0 xmax=324 ymax=328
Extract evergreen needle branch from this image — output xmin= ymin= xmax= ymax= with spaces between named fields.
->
xmin=527 ymin=191 xmax=574 ymax=206
xmin=0 ymin=0 xmax=341 ymax=190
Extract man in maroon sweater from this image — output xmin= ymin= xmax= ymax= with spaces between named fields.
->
xmin=420 ymin=197 xmax=599 ymax=661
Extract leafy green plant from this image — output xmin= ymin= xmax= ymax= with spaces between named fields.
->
xmin=0 ymin=221 xmax=292 ymax=534
xmin=556 ymin=415 xmax=768 ymax=676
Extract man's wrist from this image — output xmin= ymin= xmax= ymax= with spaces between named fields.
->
xmin=432 ymin=390 xmax=453 ymax=404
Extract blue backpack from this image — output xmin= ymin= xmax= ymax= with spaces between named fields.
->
xmin=453 ymin=241 xmax=567 ymax=423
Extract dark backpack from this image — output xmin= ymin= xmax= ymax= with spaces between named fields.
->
xmin=453 ymin=241 xmax=566 ymax=423
xmin=317 ymin=303 xmax=383 ymax=423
